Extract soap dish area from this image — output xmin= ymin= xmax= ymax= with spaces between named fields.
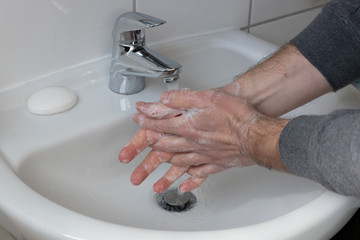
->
xmin=27 ymin=87 xmax=78 ymax=115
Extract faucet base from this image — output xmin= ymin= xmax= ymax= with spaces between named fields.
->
xmin=109 ymin=75 xmax=145 ymax=95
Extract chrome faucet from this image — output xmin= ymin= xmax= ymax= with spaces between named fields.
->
xmin=109 ymin=12 xmax=182 ymax=95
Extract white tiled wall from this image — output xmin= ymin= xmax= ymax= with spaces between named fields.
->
xmin=251 ymin=0 xmax=328 ymax=24
xmin=0 ymin=0 xmax=329 ymax=92
xmin=0 ymin=0 xmax=133 ymax=91
xmin=250 ymin=7 xmax=322 ymax=46
xmin=136 ymin=0 xmax=250 ymax=44
xmin=249 ymin=0 xmax=330 ymax=46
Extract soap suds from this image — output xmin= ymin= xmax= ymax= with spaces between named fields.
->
xmin=137 ymin=102 xmax=184 ymax=119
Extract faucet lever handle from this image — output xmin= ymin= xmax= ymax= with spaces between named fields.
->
xmin=113 ymin=12 xmax=166 ymax=45
xmin=119 ymin=12 xmax=166 ymax=30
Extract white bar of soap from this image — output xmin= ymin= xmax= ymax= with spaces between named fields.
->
xmin=27 ymin=87 xmax=78 ymax=115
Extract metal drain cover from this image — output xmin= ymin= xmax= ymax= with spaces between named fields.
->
xmin=156 ymin=188 xmax=197 ymax=212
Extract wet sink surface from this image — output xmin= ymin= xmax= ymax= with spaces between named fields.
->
xmin=18 ymin=119 xmax=325 ymax=231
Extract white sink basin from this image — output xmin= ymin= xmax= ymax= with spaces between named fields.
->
xmin=0 ymin=30 xmax=359 ymax=240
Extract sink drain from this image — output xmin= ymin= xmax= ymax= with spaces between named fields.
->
xmin=156 ymin=187 xmax=197 ymax=212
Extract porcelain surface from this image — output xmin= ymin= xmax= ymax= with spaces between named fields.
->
xmin=0 ymin=30 xmax=358 ymax=240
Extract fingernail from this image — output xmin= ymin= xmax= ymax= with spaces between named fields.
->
xmin=161 ymin=91 xmax=173 ymax=104
xmin=119 ymin=143 xmax=132 ymax=159
xmin=153 ymin=185 xmax=163 ymax=194
xmin=135 ymin=101 xmax=145 ymax=110
xmin=119 ymin=159 xmax=129 ymax=164
xmin=118 ymin=152 xmax=129 ymax=164
xmin=133 ymin=113 xmax=145 ymax=127
xmin=179 ymin=185 xmax=186 ymax=193
xmin=130 ymin=172 xmax=142 ymax=186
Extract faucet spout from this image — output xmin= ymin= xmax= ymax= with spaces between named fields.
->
xmin=109 ymin=12 xmax=182 ymax=95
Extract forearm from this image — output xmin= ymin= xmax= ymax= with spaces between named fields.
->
xmin=222 ymin=44 xmax=332 ymax=117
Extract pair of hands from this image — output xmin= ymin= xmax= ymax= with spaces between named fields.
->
xmin=117 ymin=42 xmax=332 ymax=194
xmin=119 ymin=88 xmax=268 ymax=193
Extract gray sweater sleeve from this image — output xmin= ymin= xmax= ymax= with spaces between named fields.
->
xmin=280 ymin=0 xmax=360 ymax=198
xmin=280 ymin=110 xmax=360 ymax=198
xmin=291 ymin=0 xmax=360 ymax=90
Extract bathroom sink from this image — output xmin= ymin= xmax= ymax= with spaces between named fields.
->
xmin=0 ymin=30 xmax=359 ymax=240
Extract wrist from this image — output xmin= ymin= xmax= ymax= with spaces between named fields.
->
xmin=245 ymin=115 xmax=290 ymax=171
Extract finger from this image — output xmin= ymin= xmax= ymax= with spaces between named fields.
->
xmin=169 ymin=152 xmax=211 ymax=166
xmin=178 ymin=164 xmax=228 ymax=192
xmin=136 ymin=101 xmax=184 ymax=119
xmin=161 ymin=89 xmax=213 ymax=109
xmin=152 ymin=136 xmax=201 ymax=153
xmin=153 ymin=165 xmax=189 ymax=193
xmin=187 ymin=164 xmax=228 ymax=178
xmin=118 ymin=129 xmax=164 ymax=163
xmin=179 ymin=176 xmax=207 ymax=193
xmin=133 ymin=113 xmax=185 ymax=136
xmin=130 ymin=150 xmax=173 ymax=185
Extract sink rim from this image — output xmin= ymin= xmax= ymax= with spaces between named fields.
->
xmin=0 ymin=29 xmax=358 ymax=240
xmin=0 ymin=156 xmax=357 ymax=240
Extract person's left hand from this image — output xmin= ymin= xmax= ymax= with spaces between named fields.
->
xmin=119 ymin=89 xmax=261 ymax=193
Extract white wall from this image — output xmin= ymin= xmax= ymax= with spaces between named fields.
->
xmin=0 ymin=0 xmax=329 ymax=92
xmin=136 ymin=0 xmax=250 ymax=44
xmin=0 ymin=0 xmax=133 ymax=91
xmin=249 ymin=0 xmax=329 ymax=46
